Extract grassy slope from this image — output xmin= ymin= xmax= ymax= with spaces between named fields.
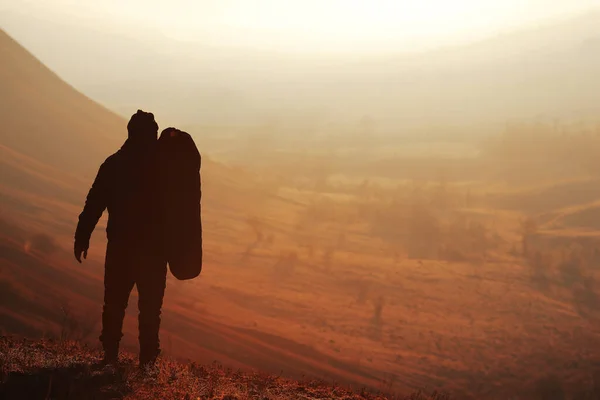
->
xmin=0 ymin=336 xmax=450 ymax=400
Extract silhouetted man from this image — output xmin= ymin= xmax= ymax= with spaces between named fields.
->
xmin=74 ymin=110 xmax=166 ymax=368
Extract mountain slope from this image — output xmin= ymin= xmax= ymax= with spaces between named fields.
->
xmin=0 ymin=29 xmax=123 ymax=177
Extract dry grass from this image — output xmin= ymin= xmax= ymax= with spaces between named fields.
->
xmin=0 ymin=336 xmax=451 ymax=400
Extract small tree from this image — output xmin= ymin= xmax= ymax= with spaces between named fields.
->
xmin=520 ymin=217 xmax=538 ymax=257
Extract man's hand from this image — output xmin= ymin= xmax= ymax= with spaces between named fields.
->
xmin=74 ymin=243 xmax=88 ymax=263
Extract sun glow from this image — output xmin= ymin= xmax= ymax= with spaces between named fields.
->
xmin=6 ymin=0 xmax=600 ymax=53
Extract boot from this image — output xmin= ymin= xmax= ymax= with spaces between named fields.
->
xmin=139 ymin=348 xmax=160 ymax=370
xmin=101 ymin=344 xmax=119 ymax=366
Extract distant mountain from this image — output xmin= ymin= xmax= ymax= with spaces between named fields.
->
xmin=2 ymin=10 xmax=599 ymax=129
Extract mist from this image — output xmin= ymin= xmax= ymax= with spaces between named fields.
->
xmin=2 ymin=6 xmax=600 ymax=131
xmin=2 ymin=2 xmax=600 ymax=399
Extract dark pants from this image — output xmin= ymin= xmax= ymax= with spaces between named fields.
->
xmin=99 ymin=241 xmax=167 ymax=362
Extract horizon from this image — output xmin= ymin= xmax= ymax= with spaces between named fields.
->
xmin=1 ymin=2 xmax=599 ymax=131
xmin=1 ymin=1 xmax=599 ymax=57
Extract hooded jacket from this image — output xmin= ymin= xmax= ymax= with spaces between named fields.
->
xmin=74 ymin=111 xmax=163 ymax=251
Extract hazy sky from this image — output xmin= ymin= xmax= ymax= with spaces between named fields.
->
xmin=2 ymin=0 xmax=599 ymax=54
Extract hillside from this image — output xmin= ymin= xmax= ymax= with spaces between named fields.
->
xmin=0 ymin=336 xmax=450 ymax=400
xmin=0 ymin=30 xmax=122 ymax=177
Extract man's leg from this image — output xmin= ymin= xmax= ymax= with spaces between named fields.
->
xmin=99 ymin=244 xmax=135 ymax=363
xmin=136 ymin=258 xmax=167 ymax=367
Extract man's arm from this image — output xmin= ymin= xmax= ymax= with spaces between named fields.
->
xmin=74 ymin=161 xmax=110 ymax=263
